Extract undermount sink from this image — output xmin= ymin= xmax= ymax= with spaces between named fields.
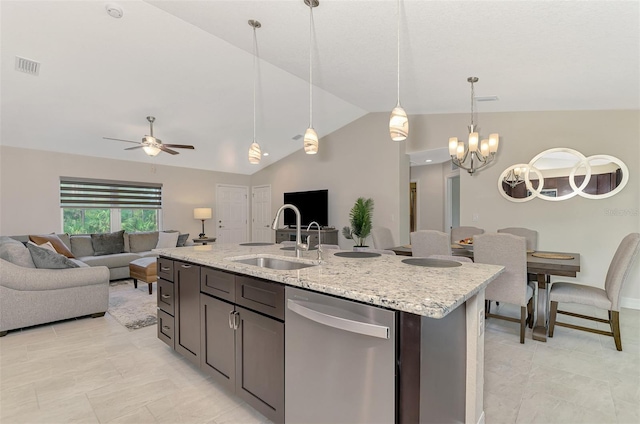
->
xmin=401 ymin=258 xmax=462 ymax=268
xmin=232 ymin=256 xmax=317 ymax=270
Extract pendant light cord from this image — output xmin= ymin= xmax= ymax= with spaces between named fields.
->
xmin=396 ymin=0 xmax=400 ymax=106
xmin=308 ymin=1 xmax=313 ymax=128
xmin=470 ymin=79 xmax=475 ymax=127
xmin=253 ymin=25 xmax=257 ymax=142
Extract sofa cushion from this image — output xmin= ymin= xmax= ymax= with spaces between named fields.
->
xmin=156 ymin=231 xmax=179 ymax=248
xmin=70 ymin=235 xmax=95 ymax=257
xmin=27 ymin=243 xmax=79 ymax=269
xmin=137 ymin=251 xmax=159 ymax=259
xmin=91 ymin=230 xmax=125 ymax=256
xmin=177 ymin=233 xmax=190 ymax=247
xmin=129 ymin=232 xmax=159 ymax=253
xmin=29 ymin=234 xmax=75 ymax=258
xmin=78 ymin=252 xmax=142 ymax=269
xmin=0 ymin=236 xmax=36 ymax=268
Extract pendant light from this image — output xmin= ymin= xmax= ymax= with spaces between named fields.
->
xmin=248 ymin=20 xmax=262 ymax=164
xmin=303 ymin=0 xmax=319 ymax=154
xmin=389 ymin=0 xmax=408 ymax=142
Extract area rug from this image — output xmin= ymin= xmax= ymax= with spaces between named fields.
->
xmin=108 ymin=279 xmax=157 ymax=330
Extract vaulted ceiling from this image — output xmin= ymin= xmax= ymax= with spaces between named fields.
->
xmin=2 ymin=1 xmax=638 ymax=175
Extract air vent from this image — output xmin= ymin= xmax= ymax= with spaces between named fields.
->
xmin=292 ymin=134 xmax=303 ymax=140
xmin=15 ymin=56 xmax=40 ymax=76
xmin=475 ymin=95 xmax=499 ymax=102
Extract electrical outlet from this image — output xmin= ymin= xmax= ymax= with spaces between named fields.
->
xmin=478 ymin=309 xmax=485 ymax=336
xmin=472 ymin=213 xmax=479 ymax=222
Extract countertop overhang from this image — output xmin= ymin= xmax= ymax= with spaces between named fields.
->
xmin=154 ymin=244 xmax=503 ymax=319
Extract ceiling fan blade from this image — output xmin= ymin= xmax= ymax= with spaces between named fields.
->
xmin=124 ymin=145 xmax=144 ymax=151
xmin=159 ymin=145 xmax=179 ymax=155
xmin=103 ymin=137 xmax=139 ymax=144
xmin=163 ymin=144 xmax=195 ymax=149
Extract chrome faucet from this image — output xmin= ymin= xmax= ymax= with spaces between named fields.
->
xmin=272 ymin=204 xmax=308 ymax=258
xmin=307 ymin=221 xmax=323 ymax=260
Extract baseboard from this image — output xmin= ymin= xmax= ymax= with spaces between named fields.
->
xmin=621 ymin=297 xmax=640 ymax=310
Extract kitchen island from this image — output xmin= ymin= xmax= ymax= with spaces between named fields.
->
xmin=154 ymin=243 xmax=503 ymax=424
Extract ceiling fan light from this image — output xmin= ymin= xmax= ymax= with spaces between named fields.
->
xmin=304 ymin=128 xmax=318 ymax=154
xmin=389 ymin=106 xmax=408 ymax=142
xmin=143 ymin=145 xmax=161 ymax=156
xmin=248 ymin=142 xmax=261 ymax=164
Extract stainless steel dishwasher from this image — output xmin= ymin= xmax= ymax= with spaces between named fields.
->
xmin=285 ymin=287 xmax=395 ymax=423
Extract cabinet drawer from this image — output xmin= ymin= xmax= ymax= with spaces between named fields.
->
xmin=235 ymin=276 xmax=285 ymax=320
xmin=158 ymin=258 xmax=174 ymax=282
xmin=157 ymin=309 xmax=175 ymax=349
xmin=201 ymin=267 xmax=236 ymax=302
xmin=157 ymin=278 xmax=174 ymax=315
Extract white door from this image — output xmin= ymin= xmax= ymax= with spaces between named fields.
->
xmin=252 ymin=185 xmax=272 ymax=242
xmin=216 ymin=184 xmax=249 ymax=243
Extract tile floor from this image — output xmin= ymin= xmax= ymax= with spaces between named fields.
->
xmin=0 ymin=303 xmax=638 ymax=423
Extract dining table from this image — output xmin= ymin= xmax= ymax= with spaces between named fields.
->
xmin=390 ymin=244 xmax=581 ymax=342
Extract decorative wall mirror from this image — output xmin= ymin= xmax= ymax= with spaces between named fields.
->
xmin=498 ymin=148 xmax=629 ymax=202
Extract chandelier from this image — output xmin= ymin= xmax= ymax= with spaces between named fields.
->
xmin=448 ymin=77 xmax=499 ymax=175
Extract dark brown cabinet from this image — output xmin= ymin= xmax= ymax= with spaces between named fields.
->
xmin=200 ymin=294 xmax=236 ymax=392
xmin=174 ymin=260 xmax=201 ymax=367
xmin=157 ymin=259 xmax=175 ymax=349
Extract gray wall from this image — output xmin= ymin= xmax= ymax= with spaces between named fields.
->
xmin=250 ymin=113 xmax=410 ymax=248
xmin=407 ymin=110 xmax=640 ymax=304
xmin=0 ymin=146 xmax=250 ymax=239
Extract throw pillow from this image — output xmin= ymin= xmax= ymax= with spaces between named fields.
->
xmin=156 ymin=231 xmax=180 ymax=249
xmin=70 ymin=235 xmax=95 ymax=257
xmin=177 ymin=233 xmax=190 ymax=247
xmin=129 ymin=232 xmax=159 ymax=253
xmin=90 ymin=230 xmax=125 ymax=256
xmin=27 ymin=243 xmax=79 ymax=269
xmin=28 ymin=240 xmax=56 ymax=252
xmin=0 ymin=236 xmax=36 ymax=268
xmin=29 ymin=234 xmax=75 ymax=258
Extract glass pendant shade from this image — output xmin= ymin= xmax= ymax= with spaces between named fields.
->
xmin=248 ymin=142 xmax=261 ymax=164
xmin=304 ymin=127 xmax=318 ymax=154
xmin=389 ymin=106 xmax=408 ymax=142
xmin=143 ymin=145 xmax=161 ymax=156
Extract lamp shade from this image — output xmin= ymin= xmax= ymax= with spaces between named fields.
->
xmin=248 ymin=142 xmax=261 ymax=164
xmin=193 ymin=208 xmax=212 ymax=220
xmin=389 ymin=106 xmax=408 ymax=141
xmin=304 ymin=128 xmax=318 ymax=154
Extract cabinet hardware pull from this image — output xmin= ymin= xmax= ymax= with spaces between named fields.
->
xmin=228 ymin=311 xmax=235 ymax=329
xmin=161 ymin=267 xmax=170 ymax=271
xmin=233 ymin=311 xmax=240 ymax=330
xmin=181 ymin=264 xmax=192 ymax=269
xmin=162 ymin=294 xmax=171 ymax=299
xmin=162 ymin=325 xmax=171 ymax=331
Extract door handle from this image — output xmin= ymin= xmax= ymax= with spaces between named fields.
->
xmin=287 ymin=299 xmax=389 ymax=339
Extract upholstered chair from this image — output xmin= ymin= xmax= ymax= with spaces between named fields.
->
xmin=371 ymin=227 xmax=396 ymax=250
xmin=427 ymin=254 xmax=473 ymax=264
xmin=549 ymin=233 xmax=640 ymax=351
xmin=474 ymin=233 xmax=533 ymax=343
xmin=451 ymin=226 xmax=484 ymax=244
xmin=497 ymin=227 xmax=538 ymax=251
xmin=410 ymin=231 xmax=450 ymax=257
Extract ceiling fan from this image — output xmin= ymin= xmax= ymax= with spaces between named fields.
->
xmin=103 ymin=116 xmax=195 ymax=156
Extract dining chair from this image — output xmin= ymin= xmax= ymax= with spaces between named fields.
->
xmin=451 ymin=226 xmax=484 ymax=244
xmin=474 ymin=233 xmax=533 ymax=343
xmin=549 ymin=232 xmax=640 ymax=351
xmin=427 ymin=254 xmax=473 ymax=264
xmin=410 ymin=230 xmax=450 ymax=257
xmin=497 ymin=227 xmax=538 ymax=251
xmin=371 ymin=227 xmax=395 ymax=250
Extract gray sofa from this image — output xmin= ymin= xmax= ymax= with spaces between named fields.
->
xmin=0 ymin=236 xmax=109 ymax=336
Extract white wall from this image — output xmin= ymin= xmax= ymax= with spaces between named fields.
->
xmin=0 ymin=146 xmax=250 ymax=239
xmin=410 ymin=162 xmax=448 ymax=231
xmin=250 ymin=113 xmax=410 ymax=248
xmin=407 ymin=110 xmax=640 ymax=304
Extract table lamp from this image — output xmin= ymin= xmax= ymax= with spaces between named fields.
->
xmin=194 ymin=208 xmax=212 ymax=238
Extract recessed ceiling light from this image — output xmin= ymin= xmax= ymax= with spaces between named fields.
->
xmin=105 ymin=3 xmax=123 ymax=19
xmin=425 ymin=159 xmax=433 ymax=163
xmin=263 ymin=152 xmax=269 ymax=156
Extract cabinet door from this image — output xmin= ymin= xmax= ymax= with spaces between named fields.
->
xmin=235 ymin=306 xmax=284 ymax=424
xmin=200 ymin=295 xmax=236 ymax=392
xmin=236 ymin=276 xmax=285 ymax=320
xmin=174 ymin=261 xmax=201 ymax=366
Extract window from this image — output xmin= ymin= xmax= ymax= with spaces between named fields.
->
xmin=60 ymin=177 xmax=162 ymax=234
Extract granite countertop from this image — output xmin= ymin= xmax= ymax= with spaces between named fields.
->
xmin=154 ymin=243 xmax=503 ymax=319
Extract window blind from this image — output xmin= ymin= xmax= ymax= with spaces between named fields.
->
xmin=60 ymin=177 xmax=162 ymax=209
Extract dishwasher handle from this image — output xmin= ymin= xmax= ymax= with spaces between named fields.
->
xmin=287 ymin=299 xmax=389 ymax=339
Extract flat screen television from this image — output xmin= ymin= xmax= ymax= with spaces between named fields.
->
xmin=283 ymin=189 xmax=329 ymax=227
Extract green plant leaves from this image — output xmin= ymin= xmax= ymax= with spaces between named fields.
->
xmin=345 ymin=197 xmax=374 ymax=246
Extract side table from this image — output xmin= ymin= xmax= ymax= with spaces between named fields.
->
xmin=193 ymin=237 xmax=216 ymax=245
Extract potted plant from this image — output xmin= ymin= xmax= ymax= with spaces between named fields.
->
xmin=342 ymin=197 xmax=374 ymax=249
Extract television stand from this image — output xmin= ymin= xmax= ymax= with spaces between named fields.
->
xmin=275 ymin=228 xmax=338 ymax=248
